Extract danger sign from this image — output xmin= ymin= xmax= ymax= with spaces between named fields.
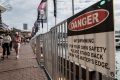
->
xmin=68 ymin=9 xmax=109 ymax=31
xmin=67 ymin=0 xmax=115 ymax=78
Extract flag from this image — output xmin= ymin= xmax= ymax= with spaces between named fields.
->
xmin=31 ymin=26 xmax=36 ymax=37
xmin=37 ymin=9 xmax=47 ymax=23
xmin=34 ymin=21 xmax=39 ymax=33
xmin=37 ymin=0 xmax=47 ymax=23
xmin=38 ymin=0 xmax=47 ymax=12
xmin=53 ymin=0 xmax=57 ymax=17
xmin=31 ymin=21 xmax=39 ymax=37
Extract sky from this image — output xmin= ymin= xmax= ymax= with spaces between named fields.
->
xmin=1 ymin=0 xmax=40 ymax=31
xmin=114 ymin=0 xmax=120 ymax=31
xmin=0 ymin=0 xmax=120 ymax=33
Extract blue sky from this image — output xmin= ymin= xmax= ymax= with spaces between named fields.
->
xmin=1 ymin=0 xmax=120 ymax=32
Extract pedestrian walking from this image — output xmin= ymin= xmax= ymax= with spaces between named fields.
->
xmin=13 ymin=32 xmax=21 ymax=59
xmin=1 ymin=33 xmax=11 ymax=59
xmin=9 ymin=41 xmax=13 ymax=51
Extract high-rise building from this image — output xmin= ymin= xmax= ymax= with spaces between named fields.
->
xmin=23 ymin=23 xmax=28 ymax=30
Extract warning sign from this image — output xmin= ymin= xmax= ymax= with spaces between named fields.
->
xmin=67 ymin=0 xmax=115 ymax=78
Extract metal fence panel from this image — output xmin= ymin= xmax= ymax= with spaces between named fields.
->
xmin=30 ymin=20 xmax=116 ymax=80
xmin=30 ymin=1 xmax=116 ymax=79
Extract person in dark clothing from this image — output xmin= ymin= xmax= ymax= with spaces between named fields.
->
xmin=9 ymin=41 xmax=13 ymax=51
xmin=1 ymin=33 xmax=11 ymax=59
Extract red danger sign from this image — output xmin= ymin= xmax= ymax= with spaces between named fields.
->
xmin=68 ymin=9 xmax=109 ymax=31
xmin=67 ymin=0 xmax=115 ymax=78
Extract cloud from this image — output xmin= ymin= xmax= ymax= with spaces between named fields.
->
xmin=114 ymin=0 xmax=120 ymax=11
xmin=2 ymin=0 xmax=120 ymax=32
xmin=114 ymin=0 xmax=120 ymax=30
xmin=2 ymin=0 xmax=41 ymax=30
xmin=46 ymin=0 xmax=100 ymax=30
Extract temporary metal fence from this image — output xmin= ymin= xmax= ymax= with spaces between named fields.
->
xmin=30 ymin=19 xmax=116 ymax=80
xmin=30 ymin=1 xmax=116 ymax=79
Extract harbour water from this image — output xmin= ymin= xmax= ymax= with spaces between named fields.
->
xmin=116 ymin=49 xmax=120 ymax=79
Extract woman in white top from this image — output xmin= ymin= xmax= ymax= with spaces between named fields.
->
xmin=1 ymin=33 xmax=11 ymax=59
xmin=13 ymin=32 xmax=21 ymax=59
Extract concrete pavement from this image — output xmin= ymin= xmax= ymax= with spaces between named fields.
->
xmin=0 ymin=44 xmax=48 ymax=80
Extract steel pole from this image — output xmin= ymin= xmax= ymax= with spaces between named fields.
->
xmin=72 ymin=0 xmax=74 ymax=15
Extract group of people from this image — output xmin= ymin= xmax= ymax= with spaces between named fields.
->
xmin=1 ymin=32 xmax=21 ymax=59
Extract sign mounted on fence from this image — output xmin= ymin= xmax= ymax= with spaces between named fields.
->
xmin=67 ymin=0 xmax=115 ymax=78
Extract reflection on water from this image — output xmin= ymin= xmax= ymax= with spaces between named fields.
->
xmin=116 ymin=50 xmax=120 ymax=79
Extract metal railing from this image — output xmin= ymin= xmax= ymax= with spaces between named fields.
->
xmin=30 ymin=0 xmax=116 ymax=78
xmin=30 ymin=19 xmax=116 ymax=80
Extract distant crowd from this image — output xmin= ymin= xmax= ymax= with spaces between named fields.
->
xmin=0 ymin=32 xmax=30 ymax=60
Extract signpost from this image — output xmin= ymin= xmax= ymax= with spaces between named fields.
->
xmin=67 ymin=0 xmax=115 ymax=78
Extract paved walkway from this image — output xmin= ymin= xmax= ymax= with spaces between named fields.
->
xmin=0 ymin=44 xmax=48 ymax=80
